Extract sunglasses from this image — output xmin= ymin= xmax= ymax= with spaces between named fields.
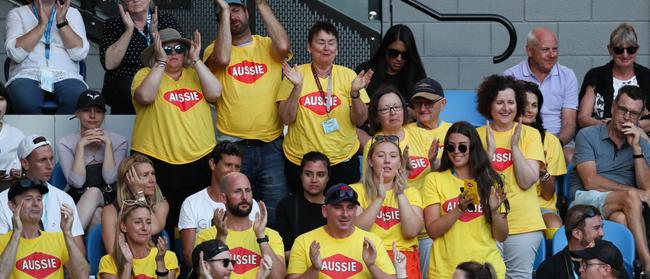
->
xmin=335 ymin=186 xmax=355 ymax=198
xmin=372 ymin=135 xmax=400 ymax=146
xmin=612 ymin=46 xmax=638 ymax=55
xmin=386 ymin=48 xmax=408 ymax=60
xmin=32 ymin=136 xmax=47 ymax=145
xmin=445 ymin=143 xmax=468 ymax=153
xmin=19 ymin=177 xmax=45 ymax=189
xmin=163 ymin=44 xmax=187 ymax=55
xmin=572 ymin=207 xmax=598 ymax=231
xmin=206 ymin=258 xmax=235 ymax=268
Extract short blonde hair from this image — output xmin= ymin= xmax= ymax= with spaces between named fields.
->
xmin=609 ymin=23 xmax=638 ymax=48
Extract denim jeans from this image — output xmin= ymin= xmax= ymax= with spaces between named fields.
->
xmin=235 ymin=137 xmax=288 ymax=224
xmin=6 ymin=78 xmax=87 ymax=114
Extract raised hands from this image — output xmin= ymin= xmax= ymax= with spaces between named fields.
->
xmin=309 ymin=241 xmax=322 ymax=271
xmin=253 ymin=201 xmax=267 ymax=238
xmin=55 ymin=0 xmax=71 ymax=25
xmin=59 ymin=203 xmax=74 ymax=234
xmin=392 ymin=242 xmax=407 ymax=279
xmin=511 ymin=119 xmax=523 ymax=148
xmin=488 ymin=186 xmax=507 ymax=212
xmin=118 ymin=4 xmax=134 ymax=31
xmin=198 ymin=251 xmax=214 ymax=279
xmin=149 ymin=6 xmax=159 ymax=34
xmin=377 ymin=168 xmax=387 ymax=199
xmin=152 ymin=32 xmax=168 ymax=62
xmin=118 ymin=233 xmax=134 ymax=263
xmin=351 ymin=69 xmax=374 ymax=93
xmin=155 ymin=236 xmax=168 ymax=262
xmin=125 ymin=166 xmax=146 ymax=200
xmin=212 ymin=208 xmax=228 ymax=241
xmin=36 ymin=0 xmax=48 ymax=28
xmin=282 ymin=62 xmax=302 ymax=86
xmin=485 ymin=120 xmax=496 ymax=159
xmin=362 ymin=237 xmax=377 ymax=267
xmin=214 ymin=0 xmax=229 ymax=12
xmin=189 ymin=30 xmax=202 ymax=62
xmin=11 ymin=200 xmax=24 ymax=232
xmin=428 ymin=138 xmax=440 ymax=164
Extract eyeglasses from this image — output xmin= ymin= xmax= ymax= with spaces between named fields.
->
xmin=612 ymin=46 xmax=638 ymax=55
xmin=573 ymin=207 xmax=598 ymax=231
xmin=372 ymin=135 xmax=400 ymax=146
xmin=377 ymin=105 xmax=404 ymax=115
xmin=445 ymin=143 xmax=468 ymax=153
xmin=615 ymin=105 xmax=642 ymax=119
xmin=580 ymin=261 xmax=608 ymax=269
xmin=163 ymin=44 xmax=187 ymax=55
xmin=386 ymin=49 xmax=408 ymax=60
xmin=206 ymin=258 xmax=235 ymax=268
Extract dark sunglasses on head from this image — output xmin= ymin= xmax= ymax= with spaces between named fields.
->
xmin=386 ymin=48 xmax=408 ymax=60
xmin=19 ymin=177 xmax=45 ymax=189
xmin=32 ymin=136 xmax=47 ymax=145
xmin=206 ymin=258 xmax=235 ymax=268
xmin=163 ymin=44 xmax=187 ymax=55
xmin=372 ymin=135 xmax=400 ymax=146
xmin=612 ymin=46 xmax=638 ymax=55
xmin=572 ymin=207 xmax=598 ymax=231
xmin=445 ymin=143 xmax=468 ymax=153
xmin=336 ymin=186 xmax=355 ymax=198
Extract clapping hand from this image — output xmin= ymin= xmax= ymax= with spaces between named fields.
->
xmin=511 ymin=119 xmax=523 ymax=148
xmin=351 ymin=69 xmax=374 ymax=92
xmin=118 ymin=4 xmax=134 ymax=31
xmin=486 ymin=120 xmax=496 ymax=158
xmin=11 ymin=200 xmax=24 ymax=233
xmin=118 ymin=233 xmax=133 ymax=263
xmin=152 ymin=32 xmax=167 ymax=62
xmin=55 ymin=0 xmax=71 ymax=25
xmin=253 ymin=201 xmax=267 ymax=238
xmin=149 ymin=6 xmax=159 ymax=34
xmin=362 ymin=237 xmax=377 ymax=267
xmin=309 ymin=241 xmax=322 ymax=271
xmin=189 ymin=30 xmax=202 ymax=62
xmin=155 ymin=236 xmax=168 ymax=262
xmin=282 ymin=63 xmax=302 ymax=86
xmin=59 ymin=203 xmax=74 ymax=234
xmin=212 ymin=208 xmax=228 ymax=241
xmin=488 ymin=186 xmax=507 ymax=212
xmin=392 ymin=242 xmax=407 ymax=279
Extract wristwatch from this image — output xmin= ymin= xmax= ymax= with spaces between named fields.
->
xmin=256 ymin=235 xmax=269 ymax=244
xmin=539 ymin=170 xmax=551 ymax=182
xmin=155 ymin=269 xmax=169 ymax=277
xmin=351 ymin=91 xmax=360 ymax=99
xmin=56 ymin=20 xmax=69 ymax=29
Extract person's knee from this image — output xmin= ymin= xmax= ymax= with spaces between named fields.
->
xmin=543 ymin=213 xmax=562 ymax=229
xmin=624 ymin=190 xmax=642 ymax=213
xmin=609 ymin=211 xmax=628 ymax=226
xmin=81 ymin=187 xmax=104 ymax=204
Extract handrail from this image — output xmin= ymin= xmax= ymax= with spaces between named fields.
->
xmin=400 ymin=0 xmax=516 ymax=63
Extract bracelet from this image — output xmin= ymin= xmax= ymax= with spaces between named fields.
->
xmin=56 ymin=20 xmax=69 ymax=29
xmin=192 ymin=59 xmax=200 ymax=65
xmin=351 ymin=92 xmax=360 ymax=99
xmin=256 ymin=235 xmax=269 ymax=244
xmin=634 ymin=154 xmax=644 ymax=159
xmin=155 ymin=269 xmax=169 ymax=277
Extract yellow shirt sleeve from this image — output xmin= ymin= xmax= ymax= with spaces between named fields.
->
xmin=98 ymin=255 xmax=118 ymax=276
xmin=130 ymin=67 xmax=151 ymax=96
xmin=265 ymin=228 xmax=285 ymax=258
xmin=544 ymin=132 xmax=567 ymax=176
xmin=287 ymin=233 xmax=309 ymax=275
xmin=195 ymin=226 xmax=217 ymax=247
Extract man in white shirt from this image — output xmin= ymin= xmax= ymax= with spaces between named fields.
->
xmin=0 ymin=135 xmax=85 ymax=252
xmin=178 ymin=141 xmax=259 ymax=265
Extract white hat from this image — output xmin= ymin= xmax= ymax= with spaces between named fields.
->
xmin=17 ymin=135 xmax=51 ymax=159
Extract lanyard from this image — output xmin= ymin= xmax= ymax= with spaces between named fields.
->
xmin=135 ymin=10 xmax=152 ymax=46
xmin=311 ymin=64 xmax=333 ymax=117
xmin=32 ymin=3 xmax=57 ymax=66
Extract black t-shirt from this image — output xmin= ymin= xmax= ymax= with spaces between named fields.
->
xmin=272 ymin=193 xmax=326 ymax=251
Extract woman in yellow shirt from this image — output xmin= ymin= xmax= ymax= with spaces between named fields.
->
xmin=422 ymin=121 xmax=509 ymax=278
xmin=99 ymin=201 xmax=179 ymax=279
xmin=476 ymin=75 xmax=545 ymax=278
xmin=519 ymin=81 xmax=567 ymax=231
xmin=352 ymin=137 xmax=424 ymax=279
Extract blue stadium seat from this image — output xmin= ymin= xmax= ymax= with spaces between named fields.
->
xmin=439 ymin=90 xmax=486 ymax=127
xmin=49 ymin=163 xmax=66 ymax=191
xmin=534 ymin=239 xmax=546 ymax=270
xmin=551 ymin=220 xmax=635 ymax=277
xmin=86 ymin=224 xmax=105 ymax=276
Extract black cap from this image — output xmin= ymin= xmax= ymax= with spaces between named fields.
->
xmin=190 ymin=239 xmax=230 ymax=279
xmin=411 ymin=77 xmax=444 ymax=102
xmin=76 ymin=90 xmax=106 ymax=112
xmin=8 ymin=178 xmax=49 ymax=201
xmin=324 ymin=183 xmax=359 ymax=205
xmin=572 ymin=239 xmax=628 ymax=278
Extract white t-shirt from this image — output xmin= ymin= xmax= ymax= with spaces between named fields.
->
xmin=0 ymin=183 xmax=84 ymax=236
xmin=612 ymin=76 xmax=638 ymax=100
xmin=0 ymin=122 xmax=24 ymax=172
xmin=178 ymin=187 xmax=260 ymax=233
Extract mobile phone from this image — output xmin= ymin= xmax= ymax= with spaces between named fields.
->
xmin=459 ymin=184 xmax=477 ymax=211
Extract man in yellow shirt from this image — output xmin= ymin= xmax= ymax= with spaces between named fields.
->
xmin=0 ymin=181 xmax=88 ymax=279
xmin=204 ymin=0 xmax=291 ymax=224
xmin=287 ymin=183 xmax=397 ymax=279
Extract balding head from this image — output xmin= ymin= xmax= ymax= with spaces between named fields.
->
xmin=526 ymin=28 xmax=557 ymax=48
xmin=526 ymin=27 xmax=558 ymax=74
xmin=219 ymin=172 xmax=249 ymax=193
xmin=219 ymin=172 xmax=253 ymax=218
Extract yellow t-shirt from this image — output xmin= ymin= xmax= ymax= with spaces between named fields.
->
xmin=98 ymin=248 xmax=179 ymax=278
xmin=350 ymin=182 xmax=422 ymax=251
xmin=421 ymin=170 xmax=506 ymax=279
xmin=195 ymin=226 xmax=284 ymax=279
xmin=0 ymin=231 xmax=68 ymax=279
xmin=405 ymin=121 xmax=452 ymax=151
xmin=537 ymin=132 xmax=567 ymax=211
xmin=203 ymin=35 xmax=284 ymax=141
xmin=277 ymin=64 xmax=370 ymax=165
xmin=287 ymin=226 xmax=396 ymax=278
xmin=477 ymin=123 xmax=545 ymax=234
xmin=362 ymin=127 xmax=433 ymax=191
xmin=131 ymin=67 xmax=216 ymax=164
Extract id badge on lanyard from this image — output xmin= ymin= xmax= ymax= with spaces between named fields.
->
xmin=33 ymin=3 xmax=56 ymax=92
xmin=313 ymin=67 xmax=339 ymax=134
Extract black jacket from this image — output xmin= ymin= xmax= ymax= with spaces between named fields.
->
xmin=536 ymin=247 xmax=580 ymax=279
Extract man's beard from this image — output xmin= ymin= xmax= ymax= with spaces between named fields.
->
xmin=227 ymin=200 xmax=252 ymax=217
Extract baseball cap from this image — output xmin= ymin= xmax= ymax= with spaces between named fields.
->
xmin=325 ymin=183 xmax=359 ymax=205
xmin=76 ymin=90 xmax=106 ymax=112
xmin=572 ymin=239 xmax=628 ymax=278
xmin=17 ymin=135 xmax=51 ymax=160
xmin=225 ymin=0 xmax=245 ymax=5
xmin=411 ymin=77 xmax=444 ymax=102
xmin=8 ymin=178 xmax=49 ymax=201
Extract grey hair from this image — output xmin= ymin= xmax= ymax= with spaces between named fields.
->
xmin=120 ymin=0 xmax=156 ymax=9
xmin=526 ymin=28 xmax=556 ymax=48
xmin=609 ymin=23 xmax=638 ymax=48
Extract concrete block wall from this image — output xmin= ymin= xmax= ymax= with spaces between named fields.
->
xmin=382 ymin=0 xmax=650 ymax=90
xmin=2 ymin=0 xmax=649 ymax=93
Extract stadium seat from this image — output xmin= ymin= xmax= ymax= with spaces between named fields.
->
xmin=439 ymin=90 xmax=486 ymax=127
xmin=550 ymin=220 xmax=635 ymax=276
xmin=86 ymin=224 xmax=105 ymax=276
xmin=49 ymin=163 xmax=66 ymax=191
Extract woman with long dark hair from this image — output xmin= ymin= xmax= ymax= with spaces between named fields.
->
xmin=422 ymin=121 xmax=508 ymax=278
xmin=476 ymin=75 xmax=545 ymax=278
xmin=356 ymin=24 xmax=426 ymax=100
xmin=520 ymin=81 xmax=566 ymax=230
